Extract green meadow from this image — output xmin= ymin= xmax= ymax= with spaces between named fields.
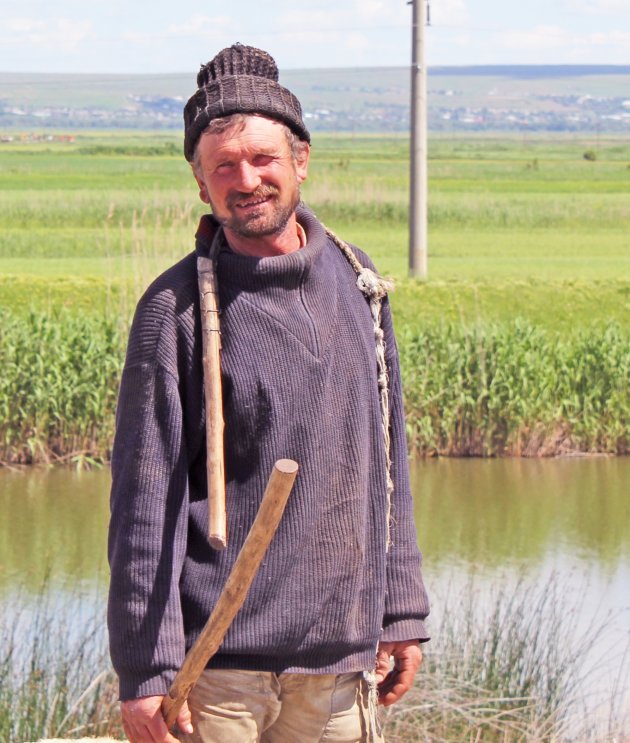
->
xmin=0 ymin=132 xmax=629 ymax=462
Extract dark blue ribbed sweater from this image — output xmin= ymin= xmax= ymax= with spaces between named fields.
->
xmin=107 ymin=207 xmax=429 ymax=700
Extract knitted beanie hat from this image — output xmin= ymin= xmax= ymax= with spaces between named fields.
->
xmin=183 ymin=43 xmax=311 ymax=162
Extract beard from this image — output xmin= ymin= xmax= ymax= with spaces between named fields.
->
xmin=213 ymin=182 xmax=301 ymax=239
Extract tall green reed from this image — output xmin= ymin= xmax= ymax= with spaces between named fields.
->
xmin=0 ymin=310 xmax=630 ymax=464
xmin=1 ymin=313 xmax=628 ymax=464
xmin=400 ymin=321 xmax=629 ymax=456
xmin=0 ymin=311 xmax=123 ymax=466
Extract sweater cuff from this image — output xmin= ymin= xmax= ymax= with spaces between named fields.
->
xmin=381 ymin=618 xmax=430 ymax=644
xmin=118 ymin=669 xmax=177 ymax=702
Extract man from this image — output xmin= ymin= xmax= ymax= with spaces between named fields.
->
xmin=108 ymin=43 xmax=429 ymax=743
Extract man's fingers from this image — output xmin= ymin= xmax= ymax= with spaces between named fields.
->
xmin=378 ymin=674 xmax=408 ymax=706
xmin=177 ymin=699 xmax=194 ymax=735
xmin=375 ymin=640 xmax=423 ymax=706
xmin=121 ymin=695 xmax=181 ymax=743
xmin=147 ymin=712 xmax=176 ymax=743
xmin=377 ymin=658 xmax=417 ymax=706
xmin=380 ymin=664 xmax=415 ymax=704
xmin=121 ymin=719 xmax=136 ymax=743
xmin=374 ymin=643 xmax=394 ymax=683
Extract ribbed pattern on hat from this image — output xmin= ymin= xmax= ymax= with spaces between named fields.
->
xmin=108 ymin=208 xmax=429 ymax=700
xmin=183 ymin=43 xmax=310 ymax=161
xmin=200 ymin=44 xmax=279 ymax=85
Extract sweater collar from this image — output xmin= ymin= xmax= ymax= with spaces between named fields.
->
xmin=195 ymin=206 xmax=328 ymax=292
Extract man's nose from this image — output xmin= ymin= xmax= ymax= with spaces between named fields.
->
xmin=236 ymin=162 xmax=262 ymax=192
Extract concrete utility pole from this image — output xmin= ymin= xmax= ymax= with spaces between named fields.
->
xmin=409 ymin=0 xmax=428 ymax=279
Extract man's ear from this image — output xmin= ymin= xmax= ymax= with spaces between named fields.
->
xmin=192 ymin=167 xmax=211 ymax=204
xmin=294 ymin=142 xmax=310 ymax=184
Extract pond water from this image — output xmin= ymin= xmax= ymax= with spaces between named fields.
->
xmin=1 ymin=457 xmax=629 ymax=729
xmin=412 ymin=457 xmax=630 ymax=730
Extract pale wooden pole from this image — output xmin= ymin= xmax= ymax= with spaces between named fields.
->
xmin=161 ymin=459 xmax=299 ymax=730
xmin=198 ymin=253 xmax=227 ymax=550
xmin=409 ymin=0 xmax=429 ymax=279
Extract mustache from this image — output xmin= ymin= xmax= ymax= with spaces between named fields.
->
xmin=227 ymin=185 xmax=280 ymax=209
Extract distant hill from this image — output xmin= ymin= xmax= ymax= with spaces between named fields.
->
xmin=430 ymin=64 xmax=630 ymax=77
xmin=1 ymin=65 xmax=629 ymax=133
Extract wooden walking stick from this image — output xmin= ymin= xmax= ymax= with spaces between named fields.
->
xmin=161 ymin=458 xmax=299 ymax=731
xmin=198 ymin=252 xmax=226 ymax=550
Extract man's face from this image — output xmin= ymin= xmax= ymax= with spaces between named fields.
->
xmin=193 ymin=116 xmax=309 ymax=241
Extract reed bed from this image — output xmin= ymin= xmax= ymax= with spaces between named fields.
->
xmin=400 ymin=321 xmax=629 ymax=457
xmin=1 ymin=575 xmax=626 ymax=742
xmin=0 ymin=590 xmax=122 ymax=742
xmin=383 ymin=574 xmax=630 ymax=742
xmin=0 ymin=311 xmax=123 ymax=466
xmin=0 ymin=312 xmax=627 ymax=464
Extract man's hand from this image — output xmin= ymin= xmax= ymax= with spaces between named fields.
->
xmin=375 ymin=639 xmax=423 ymax=707
xmin=120 ymin=695 xmax=193 ymax=743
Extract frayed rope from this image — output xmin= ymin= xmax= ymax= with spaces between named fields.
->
xmin=324 ymin=226 xmax=395 ymax=550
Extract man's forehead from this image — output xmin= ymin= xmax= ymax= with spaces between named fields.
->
xmin=207 ymin=114 xmax=285 ymax=138
xmin=199 ymin=116 xmax=288 ymax=155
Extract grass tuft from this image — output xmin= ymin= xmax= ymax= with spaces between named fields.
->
xmin=383 ymin=574 xmax=630 ymax=742
xmin=0 ymin=587 xmax=122 ymax=742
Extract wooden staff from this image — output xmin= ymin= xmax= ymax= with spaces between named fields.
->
xmin=161 ymin=458 xmax=299 ymax=730
xmin=198 ymin=253 xmax=226 ymax=550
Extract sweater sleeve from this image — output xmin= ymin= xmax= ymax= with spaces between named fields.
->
xmin=107 ymin=295 xmax=191 ymax=700
xmin=379 ymin=298 xmax=431 ymax=643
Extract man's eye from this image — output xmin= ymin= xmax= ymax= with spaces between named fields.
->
xmin=253 ymin=154 xmax=274 ymax=167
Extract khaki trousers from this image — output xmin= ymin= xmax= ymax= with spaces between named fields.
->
xmin=179 ymin=669 xmax=384 ymax=743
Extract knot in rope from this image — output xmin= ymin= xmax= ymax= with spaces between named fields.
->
xmin=356 ymin=268 xmax=393 ymax=301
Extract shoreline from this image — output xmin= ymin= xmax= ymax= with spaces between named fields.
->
xmin=1 ymin=449 xmax=626 ymax=470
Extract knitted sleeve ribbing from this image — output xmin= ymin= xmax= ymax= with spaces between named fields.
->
xmin=107 ymin=288 xmax=192 ymax=699
xmin=379 ymin=298 xmax=431 ymax=643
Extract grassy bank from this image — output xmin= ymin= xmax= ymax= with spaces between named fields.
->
xmin=0 ymin=312 xmax=627 ymax=464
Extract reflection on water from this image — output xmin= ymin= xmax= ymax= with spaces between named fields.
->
xmin=0 ymin=467 xmax=110 ymax=592
xmin=1 ymin=458 xmax=629 ymax=728
xmin=1 ymin=457 xmax=628 ymax=590
xmin=412 ymin=456 xmax=630 ymax=567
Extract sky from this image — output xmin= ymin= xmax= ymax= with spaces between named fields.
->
xmin=0 ymin=0 xmax=629 ymax=75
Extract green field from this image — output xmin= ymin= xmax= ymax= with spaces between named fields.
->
xmin=0 ymin=132 xmax=628 ymax=462
xmin=1 ymin=132 xmax=629 ymax=308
